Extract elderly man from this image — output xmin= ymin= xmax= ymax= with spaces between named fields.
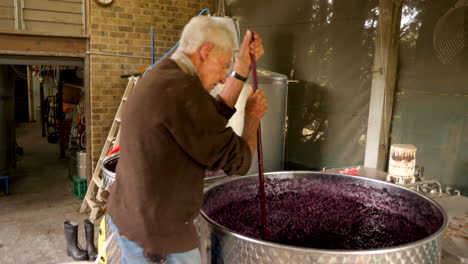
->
xmin=106 ymin=16 xmax=267 ymax=264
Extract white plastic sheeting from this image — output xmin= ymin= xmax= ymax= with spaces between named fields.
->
xmin=226 ymin=0 xmax=379 ymax=169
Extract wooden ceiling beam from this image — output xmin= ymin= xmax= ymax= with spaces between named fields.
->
xmin=0 ymin=31 xmax=87 ymax=57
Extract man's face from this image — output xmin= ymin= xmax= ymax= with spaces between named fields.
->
xmin=198 ymin=48 xmax=232 ymax=92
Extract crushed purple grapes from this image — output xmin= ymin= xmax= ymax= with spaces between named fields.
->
xmin=204 ymin=177 xmax=443 ymax=250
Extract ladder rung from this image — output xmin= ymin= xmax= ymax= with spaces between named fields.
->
xmin=122 ymin=97 xmax=128 ymax=101
xmin=115 ymin=117 xmax=121 ymax=122
xmin=93 ymin=177 xmax=103 ymax=188
xmin=107 ymin=136 xmax=115 ymax=142
xmin=86 ymin=197 xmax=96 ymax=207
xmin=86 ymin=197 xmax=105 ymax=210
xmin=86 ymin=198 xmax=102 ymax=210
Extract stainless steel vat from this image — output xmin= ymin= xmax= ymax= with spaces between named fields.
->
xmin=210 ymin=69 xmax=288 ymax=176
xmin=200 ymin=171 xmax=448 ymax=264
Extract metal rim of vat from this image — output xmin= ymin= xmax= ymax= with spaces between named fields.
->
xmin=200 ymin=171 xmax=448 ymax=256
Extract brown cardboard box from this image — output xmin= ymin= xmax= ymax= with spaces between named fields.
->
xmin=63 ymin=84 xmax=83 ymax=104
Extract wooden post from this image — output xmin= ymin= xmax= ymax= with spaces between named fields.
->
xmin=364 ymin=0 xmax=402 ymax=170
xmin=84 ymin=54 xmax=91 ymax=182
xmin=40 ymin=80 xmax=46 ymax=137
xmin=57 ymin=70 xmax=66 ymax=159
xmin=27 ymin=66 xmax=34 ymax=121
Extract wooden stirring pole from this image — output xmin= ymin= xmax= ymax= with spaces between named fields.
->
xmin=250 ymin=42 xmax=268 ymax=240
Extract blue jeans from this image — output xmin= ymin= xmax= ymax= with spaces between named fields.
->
xmin=107 ymin=215 xmax=201 ymax=264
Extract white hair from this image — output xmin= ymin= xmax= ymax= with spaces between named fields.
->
xmin=177 ymin=16 xmax=236 ymax=54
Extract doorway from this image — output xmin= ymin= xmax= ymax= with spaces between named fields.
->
xmin=0 ymin=56 xmax=90 ymax=262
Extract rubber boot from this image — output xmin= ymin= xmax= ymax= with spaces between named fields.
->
xmin=84 ymin=219 xmax=98 ymax=261
xmin=64 ymin=221 xmax=88 ymax=260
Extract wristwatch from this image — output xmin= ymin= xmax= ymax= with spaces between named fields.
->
xmin=231 ymin=71 xmax=248 ymax=82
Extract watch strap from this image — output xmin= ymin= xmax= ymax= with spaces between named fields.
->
xmin=230 ymin=71 xmax=248 ymax=82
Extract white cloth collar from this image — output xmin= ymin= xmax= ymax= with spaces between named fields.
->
xmin=170 ymin=51 xmax=198 ymax=77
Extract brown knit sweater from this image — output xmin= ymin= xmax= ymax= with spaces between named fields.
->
xmin=107 ymin=59 xmax=251 ymax=258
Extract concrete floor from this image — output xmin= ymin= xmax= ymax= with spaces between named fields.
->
xmin=0 ymin=122 xmax=93 ymax=264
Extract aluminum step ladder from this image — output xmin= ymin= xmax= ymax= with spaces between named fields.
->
xmin=80 ymin=76 xmax=140 ymax=220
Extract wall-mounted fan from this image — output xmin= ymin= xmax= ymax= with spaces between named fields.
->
xmin=433 ymin=0 xmax=468 ymax=64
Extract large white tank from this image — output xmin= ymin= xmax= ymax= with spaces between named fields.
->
xmin=211 ymin=69 xmax=288 ymax=175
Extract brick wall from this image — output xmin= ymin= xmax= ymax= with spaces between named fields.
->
xmin=88 ymin=0 xmax=211 ymax=169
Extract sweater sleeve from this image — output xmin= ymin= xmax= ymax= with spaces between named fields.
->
xmin=214 ymin=95 xmax=237 ymax=120
xmin=163 ymin=85 xmax=251 ymax=176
